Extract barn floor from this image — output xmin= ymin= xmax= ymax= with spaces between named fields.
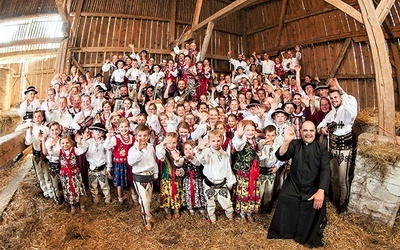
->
xmin=0 ymin=155 xmax=399 ymax=250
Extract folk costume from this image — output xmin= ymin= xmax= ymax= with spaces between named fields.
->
xmin=104 ymin=134 xmax=135 ymax=188
xmin=182 ymin=156 xmax=206 ymax=212
xmin=128 ymin=142 xmax=158 ymax=227
xmin=317 ymin=92 xmax=357 ymax=210
xmin=194 ymin=146 xmax=236 ymax=223
xmin=267 ymin=139 xmax=330 ymax=248
xmin=59 ymin=146 xmax=87 ymax=205
xmin=155 ymin=145 xmax=184 ymax=211
xmin=232 ymin=135 xmax=261 ymax=216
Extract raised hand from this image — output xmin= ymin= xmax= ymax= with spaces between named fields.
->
xmin=171 ymin=149 xmax=181 ymax=161
xmin=295 ymin=45 xmax=300 ymax=51
xmin=236 ymin=122 xmax=245 ymax=138
xmin=300 ymin=96 xmax=310 ymax=107
xmin=197 ymin=137 xmax=208 ymax=150
xmin=295 ymin=65 xmax=301 ymax=72
xmin=284 ymin=125 xmax=296 ymax=143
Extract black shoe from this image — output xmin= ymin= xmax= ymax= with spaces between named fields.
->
xmin=13 ymin=153 xmax=24 ymax=162
xmin=336 ymin=204 xmax=348 ymax=214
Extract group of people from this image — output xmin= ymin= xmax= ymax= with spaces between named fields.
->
xmin=15 ymin=41 xmax=358 ymax=247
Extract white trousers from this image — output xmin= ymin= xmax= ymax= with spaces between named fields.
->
xmin=203 ymin=181 xmax=233 ymax=223
xmin=88 ymin=169 xmax=111 ymax=203
xmin=330 ymin=149 xmax=352 ymax=207
xmin=133 ymin=180 xmax=153 ymax=225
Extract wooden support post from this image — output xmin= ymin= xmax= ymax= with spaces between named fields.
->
xmin=390 ymin=42 xmax=400 ymax=109
xmin=66 ymin=0 xmax=84 ymax=74
xmin=71 ymin=56 xmax=86 ymax=75
xmin=169 ymin=0 xmax=177 ymax=44
xmin=275 ymin=0 xmax=289 ymax=47
xmin=54 ymin=0 xmax=69 ymax=24
xmin=0 ymin=130 xmax=26 ymax=168
xmin=192 ymin=0 xmax=204 ymax=27
xmin=357 ymin=0 xmax=395 ymax=136
xmin=200 ymin=22 xmax=214 ymax=61
xmin=327 ymin=38 xmax=352 ymax=81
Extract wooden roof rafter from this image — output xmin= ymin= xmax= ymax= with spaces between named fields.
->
xmin=324 ymin=0 xmax=396 ymax=136
xmin=173 ymin=0 xmax=259 ymax=46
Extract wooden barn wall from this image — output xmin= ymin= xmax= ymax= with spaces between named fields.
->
xmin=0 ymin=0 xmax=57 ymax=20
xmin=245 ymin=0 xmax=400 ymax=110
xmin=68 ymin=0 xmax=243 ymax=74
xmin=2 ymin=57 xmax=57 ymax=107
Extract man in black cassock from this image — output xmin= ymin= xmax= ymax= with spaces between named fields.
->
xmin=267 ymin=121 xmax=331 ymax=248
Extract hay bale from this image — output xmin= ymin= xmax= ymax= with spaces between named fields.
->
xmin=354 ymin=108 xmax=400 ymax=136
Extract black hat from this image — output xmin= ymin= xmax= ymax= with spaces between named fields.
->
xmin=139 ymin=50 xmax=148 ymax=55
xmin=95 ymin=73 xmax=103 ymax=78
xmin=24 ymin=86 xmax=38 ymax=95
xmin=302 ymin=82 xmax=316 ymax=91
xmin=315 ymin=81 xmax=329 ymax=90
xmin=236 ymin=66 xmax=245 ymax=71
xmin=115 ymin=59 xmax=126 ymax=66
xmin=282 ymin=101 xmax=297 ymax=110
xmin=89 ymin=123 xmax=107 ymax=133
xmin=271 ymin=108 xmax=289 ymax=119
xmin=247 ymin=99 xmax=260 ymax=108
xmin=96 ymin=86 xmax=106 ymax=93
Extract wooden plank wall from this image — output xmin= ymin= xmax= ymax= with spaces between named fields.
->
xmin=2 ymin=57 xmax=57 ymax=107
xmin=68 ymin=0 xmax=242 ymax=74
xmin=0 ymin=0 xmax=57 ymax=20
xmin=244 ymin=0 xmax=400 ymax=110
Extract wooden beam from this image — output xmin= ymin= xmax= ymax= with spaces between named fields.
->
xmin=0 ymin=49 xmax=58 ymax=60
xmin=71 ymin=56 xmax=86 ymax=75
xmin=0 ymin=38 xmax=64 ymax=49
xmin=54 ymin=0 xmax=68 ymax=23
xmin=327 ymin=38 xmax=352 ymax=80
xmin=390 ymin=42 xmax=400 ymax=109
xmin=376 ymin=0 xmax=396 ymax=24
xmin=324 ymin=0 xmax=364 ymax=23
xmin=192 ymin=0 xmax=204 ymax=27
xmin=70 ymin=0 xmax=84 ymax=39
xmin=200 ymin=22 xmax=215 ymax=61
xmin=0 ymin=13 xmax=59 ymax=23
xmin=358 ymin=0 xmax=395 ymax=136
xmin=275 ymin=0 xmax=289 ymax=47
xmin=0 ymin=130 xmax=26 ymax=168
xmin=169 ymin=0 xmax=177 ymax=44
xmin=177 ymin=0 xmax=259 ymax=44
xmin=247 ymin=2 xmax=360 ymax=36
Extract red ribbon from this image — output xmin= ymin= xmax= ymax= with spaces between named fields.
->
xmin=171 ymin=167 xmax=177 ymax=201
xmin=189 ymin=170 xmax=195 ymax=208
xmin=248 ymin=159 xmax=259 ymax=200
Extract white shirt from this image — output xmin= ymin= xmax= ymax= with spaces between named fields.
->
xmin=45 ymin=137 xmax=61 ymax=163
xmin=128 ymin=142 xmax=158 ymax=178
xmin=25 ymin=123 xmax=49 ymax=151
xmin=257 ymin=59 xmax=275 ymax=75
xmin=194 ymin=147 xmax=236 ymax=186
xmin=258 ymin=141 xmax=284 ymax=169
xmin=317 ymin=93 xmax=358 ymax=136
xmin=83 ymin=138 xmax=112 ymax=171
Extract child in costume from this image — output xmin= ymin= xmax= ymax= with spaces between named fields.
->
xmin=156 ymin=132 xmax=184 ymax=220
xmin=195 ymin=130 xmax=236 ymax=224
xmin=128 ymin=124 xmax=158 ymax=230
xmin=232 ymin=120 xmax=261 ymax=222
xmin=59 ymin=135 xmax=87 ymax=214
xmin=181 ymin=140 xmax=206 ymax=215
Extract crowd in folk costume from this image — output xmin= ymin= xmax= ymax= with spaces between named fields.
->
xmin=16 ymin=40 xmax=358 ymax=246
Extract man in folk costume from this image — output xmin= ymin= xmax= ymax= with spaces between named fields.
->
xmin=268 ymin=121 xmax=330 ymax=248
xmin=317 ymin=78 xmax=358 ymax=213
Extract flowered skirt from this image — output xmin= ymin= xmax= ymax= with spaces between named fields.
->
xmin=60 ymin=173 xmax=86 ymax=205
xmin=182 ymin=176 xmax=206 ymax=209
xmin=160 ymin=178 xmax=182 ymax=210
xmin=235 ymin=172 xmax=261 ymax=214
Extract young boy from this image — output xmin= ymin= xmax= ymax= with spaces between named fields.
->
xmin=258 ymin=125 xmax=285 ymax=212
xmin=194 ymin=129 xmax=236 ymax=224
xmin=25 ymin=110 xmax=50 ymax=198
xmin=128 ymin=124 xmax=158 ymax=230
xmin=84 ymin=123 xmax=112 ymax=204
xmin=271 ymin=108 xmax=290 ymax=146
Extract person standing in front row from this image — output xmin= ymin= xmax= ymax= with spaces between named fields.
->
xmin=317 ymin=78 xmax=358 ymax=214
xmin=268 ymin=121 xmax=331 ymax=248
xmin=195 ymin=130 xmax=237 ymax=224
xmin=128 ymin=125 xmax=158 ymax=231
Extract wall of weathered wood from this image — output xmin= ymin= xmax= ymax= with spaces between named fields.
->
xmin=244 ymin=0 xmax=400 ymax=110
xmin=0 ymin=57 xmax=57 ymax=108
xmin=67 ymin=0 xmax=243 ymax=75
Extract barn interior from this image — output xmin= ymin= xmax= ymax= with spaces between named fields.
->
xmin=0 ymin=0 xmax=400 ymax=249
